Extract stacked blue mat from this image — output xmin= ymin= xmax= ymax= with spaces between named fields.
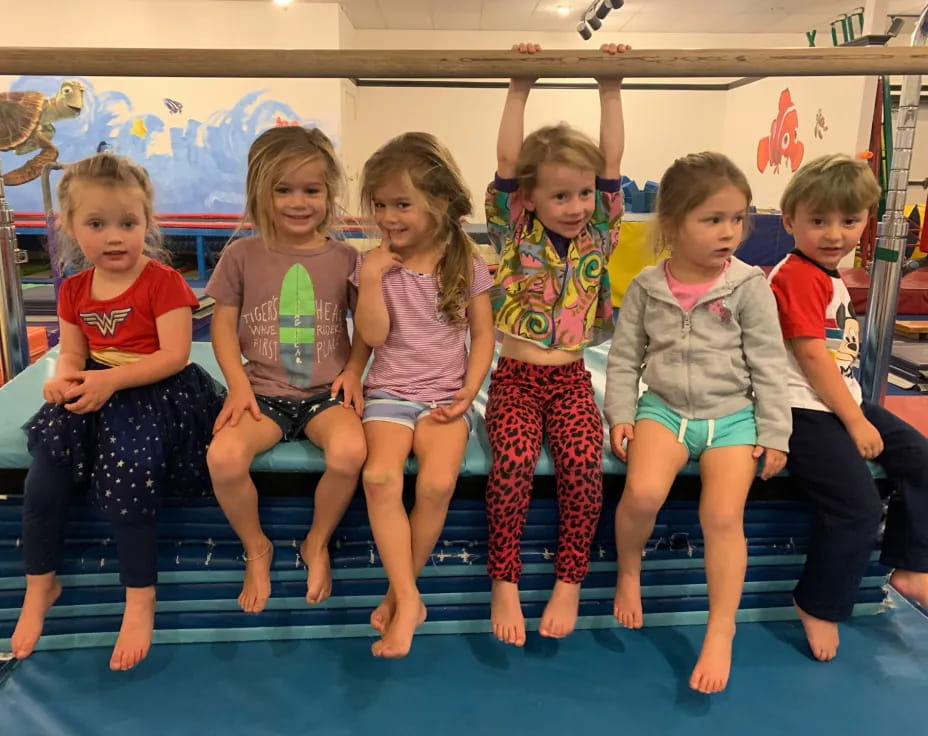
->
xmin=0 ymin=343 xmax=891 ymax=652
xmin=0 ymin=495 xmax=889 ymax=651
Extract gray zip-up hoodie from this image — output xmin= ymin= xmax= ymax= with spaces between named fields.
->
xmin=604 ymin=257 xmax=792 ymax=452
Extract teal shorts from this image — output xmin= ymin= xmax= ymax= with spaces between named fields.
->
xmin=635 ymin=391 xmax=757 ymax=459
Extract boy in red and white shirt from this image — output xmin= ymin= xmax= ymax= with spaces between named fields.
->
xmin=769 ymin=154 xmax=928 ymax=662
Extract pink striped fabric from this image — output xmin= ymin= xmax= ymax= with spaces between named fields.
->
xmin=351 ymin=254 xmax=492 ymax=402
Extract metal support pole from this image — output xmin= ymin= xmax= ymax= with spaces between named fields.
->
xmin=860 ymin=3 xmax=928 ymax=403
xmin=40 ymin=163 xmax=66 ymax=295
xmin=0 ymin=168 xmax=30 ymax=382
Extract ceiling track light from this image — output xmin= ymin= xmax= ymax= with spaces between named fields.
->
xmin=577 ymin=0 xmax=624 ymax=39
xmin=596 ymin=0 xmax=624 ymax=21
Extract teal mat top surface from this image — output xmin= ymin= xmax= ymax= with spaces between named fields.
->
xmin=0 ymin=342 xmax=884 ymax=478
xmin=0 ymin=342 xmax=631 ymax=476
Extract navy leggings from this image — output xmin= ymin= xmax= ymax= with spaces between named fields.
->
xmin=22 ymin=448 xmax=159 ymax=588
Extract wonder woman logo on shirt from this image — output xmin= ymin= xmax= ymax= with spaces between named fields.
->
xmin=80 ymin=307 xmax=133 ymax=337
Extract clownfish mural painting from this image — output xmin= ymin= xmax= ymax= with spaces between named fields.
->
xmin=757 ymin=88 xmax=805 ymax=174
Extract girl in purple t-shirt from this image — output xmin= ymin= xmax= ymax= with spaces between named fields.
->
xmin=352 ymin=132 xmax=495 ymax=659
xmin=206 ymin=126 xmax=370 ymax=617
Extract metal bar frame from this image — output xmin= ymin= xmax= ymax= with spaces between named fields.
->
xmin=2 ymin=33 xmax=927 ymax=386
xmin=860 ymin=4 xmax=928 ymax=403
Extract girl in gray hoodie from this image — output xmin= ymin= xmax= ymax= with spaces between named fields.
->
xmin=604 ymin=152 xmax=791 ymax=694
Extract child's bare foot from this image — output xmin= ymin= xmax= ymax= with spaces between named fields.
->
xmin=238 ymin=538 xmax=274 ymax=613
xmin=11 ymin=574 xmax=62 ymax=660
xmin=890 ymin=569 xmax=928 ymax=609
xmin=371 ymin=596 xmax=426 ymax=658
xmin=794 ymin=599 xmax=839 ymax=661
xmin=110 ymin=586 xmax=155 ymax=671
xmin=690 ymin=625 xmax=735 ymax=693
xmin=539 ymin=580 xmax=581 ymax=638
xmin=491 ymin=580 xmax=525 ymax=646
xmin=299 ymin=536 xmax=332 ymax=605
xmin=370 ymin=589 xmax=395 ymax=633
xmin=613 ymin=572 xmax=643 ymax=628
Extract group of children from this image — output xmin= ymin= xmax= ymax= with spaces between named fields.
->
xmin=8 ymin=42 xmax=928 ymax=694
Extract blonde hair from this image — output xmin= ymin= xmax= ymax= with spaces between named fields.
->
xmin=653 ymin=152 xmax=753 ymax=254
xmin=244 ymin=125 xmax=345 ymax=244
xmin=56 ymin=153 xmax=165 ymax=272
xmin=360 ymin=132 xmax=476 ymax=326
xmin=780 ymin=153 xmax=880 ymax=219
xmin=515 ymin=123 xmax=605 ymax=193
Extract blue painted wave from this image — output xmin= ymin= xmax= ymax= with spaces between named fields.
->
xmin=1 ymin=76 xmax=323 ymax=214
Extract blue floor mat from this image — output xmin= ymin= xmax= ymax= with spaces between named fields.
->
xmin=1 ymin=591 xmax=925 ymax=736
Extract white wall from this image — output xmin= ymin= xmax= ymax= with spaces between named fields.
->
xmin=722 ymin=76 xmax=871 ymax=209
xmin=353 ymin=84 xmax=727 ymax=222
xmin=348 ymin=28 xmax=804 ymax=51
xmin=339 ymin=78 xmax=362 ymax=211
xmin=0 ymin=0 xmax=343 ymax=49
xmin=342 ymin=27 xmax=874 ymax=218
xmin=0 ymin=1 xmax=347 ymax=213
xmin=6 ymin=0 xmax=905 ymax=217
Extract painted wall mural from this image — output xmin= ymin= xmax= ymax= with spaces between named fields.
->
xmin=756 ymin=88 xmax=805 ymax=175
xmin=0 ymin=80 xmax=84 ymax=186
xmin=0 ymin=75 xmax=334 ymax=214
xmin=814 ymin=108 xmax=829 ymax=140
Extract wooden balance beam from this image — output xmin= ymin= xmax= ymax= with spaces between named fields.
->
xmin=1 ymin=47 xmax=927 ymax=78
xmin=896 ymin=320 xmax=928 ymax=339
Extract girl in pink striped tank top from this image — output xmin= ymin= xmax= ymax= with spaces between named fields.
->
xmin=352 ymin=132 xmax=495 ymax=659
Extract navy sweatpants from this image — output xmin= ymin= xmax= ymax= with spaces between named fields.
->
xmin=788 ymin=402 xmax=928 ymax=621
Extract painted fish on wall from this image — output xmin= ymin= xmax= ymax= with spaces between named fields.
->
xmin=757 ymin=88 xmax=805 ymax=174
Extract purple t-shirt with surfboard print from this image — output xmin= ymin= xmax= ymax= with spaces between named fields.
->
xmin=206 ymin=236 xmax=356 ymax=399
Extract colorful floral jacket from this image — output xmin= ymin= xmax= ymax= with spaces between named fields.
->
xmin=485 ymin=176 xmax=623 ymax=350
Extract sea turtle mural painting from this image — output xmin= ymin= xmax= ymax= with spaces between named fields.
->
xmin=0 ymin=80 xmax=84 ymax=186
xmin=0 ymin=75 xmax=330 ymax=213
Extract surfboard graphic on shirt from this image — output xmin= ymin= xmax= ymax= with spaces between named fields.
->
xmin=278 ymin=264 xmax=316 ymax=388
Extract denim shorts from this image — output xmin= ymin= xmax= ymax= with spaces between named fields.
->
xmin=362 ymin=390 xmax=475 ymax=433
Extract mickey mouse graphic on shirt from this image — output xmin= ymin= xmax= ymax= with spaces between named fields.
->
xmin=827 ymin=302 xmax=860 ymax=380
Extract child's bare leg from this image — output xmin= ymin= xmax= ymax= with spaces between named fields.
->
xmin=302 ymin=407 xmax=366 ymax=604
xmin=110 ymin=586 xmax=156 ymax=671
xmin=10 ymin=573 xmax=62 ymax=659
xmin=690 ymin=445 xmax=755 ymax=694
xmin=207 ymin=416 xmax=283 ymax=613
xmin=614 ymin=420 xmax=688 ymax=628
xmin=489 ymin=580 xmax=524 ymax=645
xmin=889 ymin=569 xmax=928 ymax=609
xmin=370 ymin=591 xmax=394 ymax=633
xmin=539 ymin=580 xmax=582 ymax=638
xmin=792 ymin=600 xmax=840 ymax=661
xmin=373 ymin=417 xmax=468 ymax=632
xmin=363 ymin=422 xmax=421 ymax=658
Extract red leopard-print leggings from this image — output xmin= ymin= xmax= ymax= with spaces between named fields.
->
xmin=485 ymin=357 xmax=604 ymax=584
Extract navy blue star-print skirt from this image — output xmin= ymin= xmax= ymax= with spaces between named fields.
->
xmin=23 ymin=361 xmax=225 ymax=515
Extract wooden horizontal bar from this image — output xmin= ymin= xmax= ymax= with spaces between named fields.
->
xmin=0 ymin=47 xmax=927 ymax=79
